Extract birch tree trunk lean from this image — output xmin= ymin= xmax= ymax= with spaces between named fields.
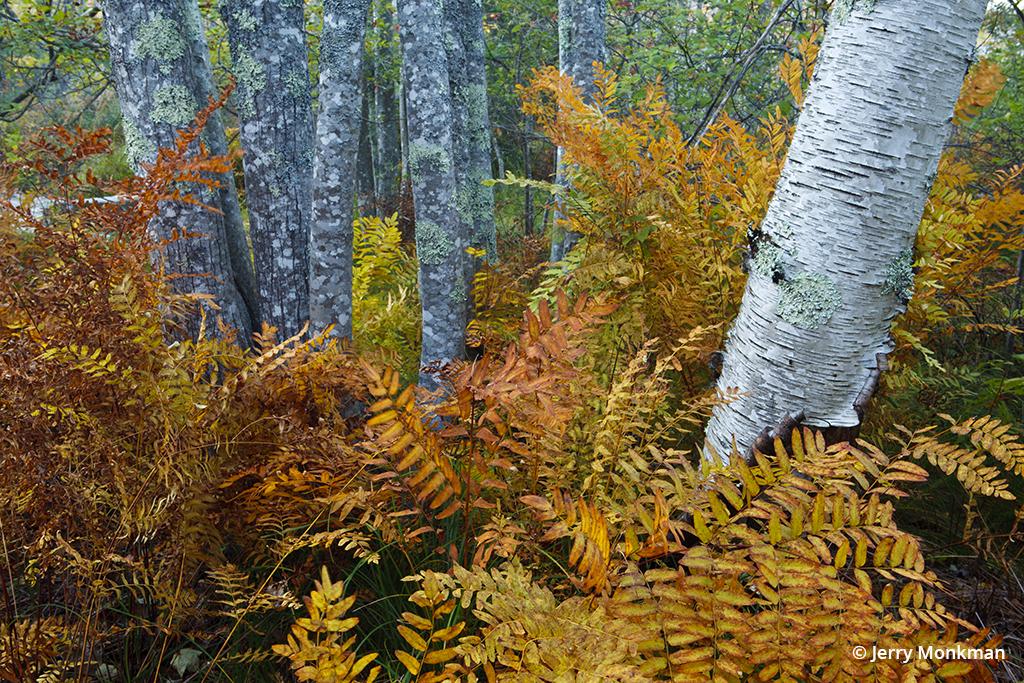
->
xmin=100 ymin=0 xmax=252 ymax=339
xmin=220 ymin=0 xmax=316 ymax=339
xmin=550 ymin=0 xmax=606 ymax=262
xmin=398 ymin=0 xmax=466 ymax=388
xmin=704 ymin=0 xmax=988 ymax=460
xmin=308 ymin=0 xmax=372 ymax=338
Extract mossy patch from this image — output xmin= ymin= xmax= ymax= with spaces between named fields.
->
xmin=284 ymin=70 xmax=309 ymax=99
xmin=833 ymin=0 xmax=877 ymax=24
xmin=752 ymin=242 xmax=784 ymax=279
xmin=150 ymin=85 xmax=196 ymax=127
xmin=233 ymin=8 xmax=258 ymax=32
xmin=134 ymin=13 xmax=185 ymax=73
xmin=449 ymin=275 xmax=467 ymax=305
xmin=777 ymin=272 xmax=842 ymax=329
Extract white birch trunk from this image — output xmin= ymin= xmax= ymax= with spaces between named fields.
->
xmin=550 ymin=0 xmax=606 ymax=262
xmin=704 ymin=0 xmax=987 ymax=459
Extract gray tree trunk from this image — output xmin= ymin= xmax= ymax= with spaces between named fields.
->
xmin=357 ymin=84 xmax=377 ymax=216
xmin=221 ymin=0 xmax=315 ymax=339
xmin=549 ymin=0 xmax=606 ymax=262
xmin=100 ymin=0 xmax=252 ymax=339
xmin=455 ymin=0 xmax=497 ymax=262
xmin=704 ymin=0 xmax=987 ymax=459
xmin=181 ymin=0 xmax=258 ymax=324
xmin=399 ymin=0 xmax=466 ymax=387
xmin=308 ymin=0 xmax=372 ymax=338
xmin=371 ymin=0 xmax=403 ymax=217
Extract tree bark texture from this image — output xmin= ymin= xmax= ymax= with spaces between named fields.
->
xmin=399 ymin=0 xmax=466 ymax=387
xmin=308 ymin=0 xmax=372 ymax=338
xmin=704 ymin=0 xmax=987 ymax=459
xmin=181 ymin=0 xmax=258 ymax=324
xmin=101 ymin=0 xmax=252 ymax=339
xmin=449 ymin=0 xmax=497 ymax=262
xmin=371 ymin=0 xmax=403 ymax=217
xmin=221 ymin=0 xmax=316 ymax=339
xmin=357 ymin=84 xmax=377 ymax=216
xmin=550 ymin=0 xmax=606 ymax=262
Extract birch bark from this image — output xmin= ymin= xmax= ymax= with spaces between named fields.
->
xmin=704 ymin=0 xmax=987 ymax=458
xmin=221 ymin=0 xmax=316 ymax=339
xmin=550 ymin=0 xmax=606 ymax=262
xmin=101 ymin=0 xmax=252 ymax=338
xmin=399 ymin=0 xmax=466 ymax=387
xmin=308 ymin=0 xmax=372 ymax=338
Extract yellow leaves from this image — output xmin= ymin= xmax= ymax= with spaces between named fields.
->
xmin=779 ymin=28 xmax=823 ymax=108
xmin=908 ymin=416 xmax=1022 ymax=501
xmin=273 ymin=567 xmax=380 ymax=682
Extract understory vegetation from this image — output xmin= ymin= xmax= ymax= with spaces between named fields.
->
xmin=3 ymin=26 xmax=1024 ymax=683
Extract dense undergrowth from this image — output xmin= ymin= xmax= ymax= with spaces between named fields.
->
xmin=2 ymin=53 xmax=1024 ymax=682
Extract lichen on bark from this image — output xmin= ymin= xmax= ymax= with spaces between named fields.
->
xmin=777 ymin=272 xmax=842 ymax=330
xmin=133 ymin=13 xmax=185 ymax=70
xmin=308 ymin=0 xmax=373 ymax=339
xmin=220 ymin=0 xmax=316 ymax=338
xmin=101 ymin=0 xmax=253 ymax=339
xmin=705 ymin=0 xmax=989 ymax=458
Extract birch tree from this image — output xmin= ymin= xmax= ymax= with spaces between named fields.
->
xmin=100 ymin=0 xmax=252 ymax=338
xmin=220 ymin=0 xmax=316 ymax=338
xmin=550 ymin=0 xmax=606 ymax=262
xmin=704 ymin=0 xmax=988 ymax=459
xmin=398 ymin=0 xmax=466 ymax=387
xmin=308 ymin=0 xmax=372 ymax=338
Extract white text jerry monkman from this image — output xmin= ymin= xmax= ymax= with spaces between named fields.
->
xmin=852 ymin=644 xmax=1007 ymax=664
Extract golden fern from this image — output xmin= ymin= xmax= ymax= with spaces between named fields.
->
xmin=272 ymin=566 xmax=380 ymax=682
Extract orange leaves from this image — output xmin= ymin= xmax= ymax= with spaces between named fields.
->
xmin=521 ymin=491 xmax=612 ymax=593
xmin=362 ymin=362 xmax=463 ymax=523
xmin=956 ymin=60 xmax=1007 ymax=125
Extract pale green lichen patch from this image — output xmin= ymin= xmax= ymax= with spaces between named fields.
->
xmin=409 ymin=142 xmax=452 ymax=177
xmin=449 ymin=276 xmax=466 ymax=304
xmin=233 ymin=47 xmax=266 ymax=117
xmin=777 ymin=272 xmax=842 ymax=329
xmin=150 ymin=85 xmax=196 ymax=127
xmin=123 ymin=117 xmax=155 ymax=167
xmin=882 ymin=249 xmax=915 ymax=301
xmin=233 ymin=8 xmax=258 ymax=31
xmin=133 ymin=13 xmax=185 ymax=72
xmin=284 ymin=70 xmax=309 ymax=99
xmin=833 ymin=0 xmax=876 ymax=24
xmin=752 ymin=243 xmax=783 ymax=279
xmin=416 ymin=220 xmax=453 ymax=266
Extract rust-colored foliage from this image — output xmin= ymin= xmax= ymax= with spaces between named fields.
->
xmin=2 ymin=46 xmax=1022 ymax=683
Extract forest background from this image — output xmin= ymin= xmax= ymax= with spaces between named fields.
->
xmin=2 ymin=0 xmax=1024 ymax=681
